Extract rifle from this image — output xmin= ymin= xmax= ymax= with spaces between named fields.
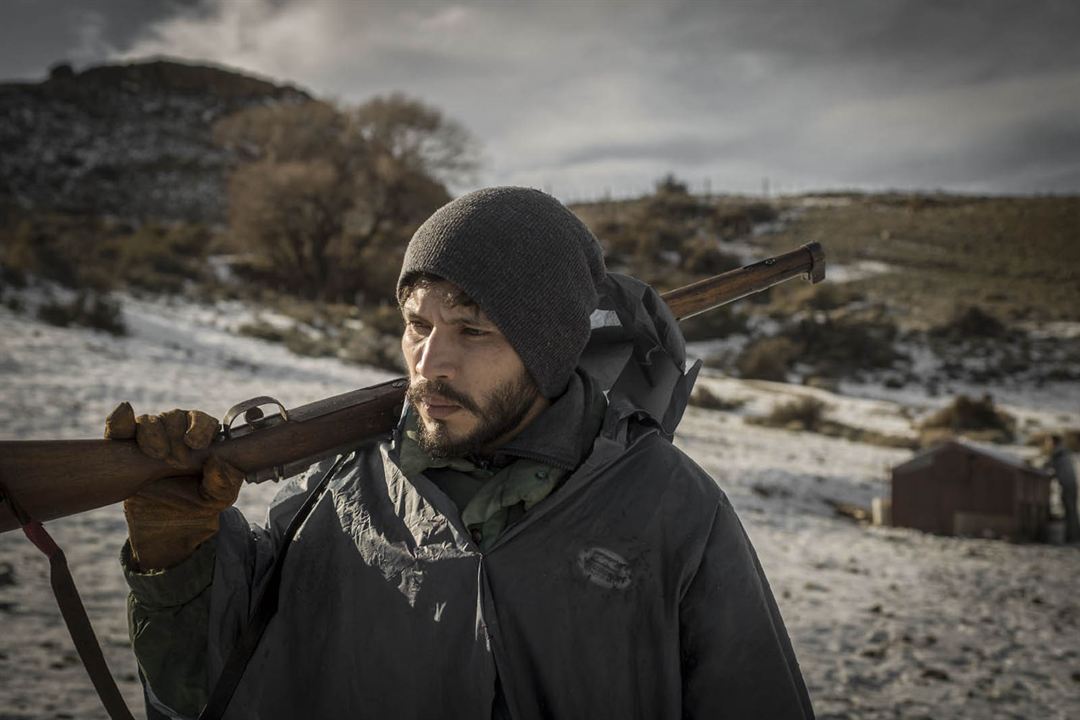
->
xmin=0 ymin=242 xmax=824 ymax=533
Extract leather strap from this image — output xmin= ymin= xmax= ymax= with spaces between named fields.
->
xmin=1 ymin=481 xmax=136 ymax=720
xmin=197 ymin=451 xmax=353 ymax=720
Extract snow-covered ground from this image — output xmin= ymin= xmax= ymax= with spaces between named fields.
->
xmin=678 ymin=380 xmax=1080 ymax=719
xmin=1 ymin=297 xmax=1078 ymax=719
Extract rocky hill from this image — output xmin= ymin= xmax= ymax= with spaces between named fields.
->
xmin=0 ymin=59 xmax=311 ymax=222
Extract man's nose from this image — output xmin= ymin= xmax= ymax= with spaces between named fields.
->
xmin=415 ymin=329 xmax=457 ymax=380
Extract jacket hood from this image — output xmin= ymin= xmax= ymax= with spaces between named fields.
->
xmin=579 ymin=272 xmax=701 ymax=441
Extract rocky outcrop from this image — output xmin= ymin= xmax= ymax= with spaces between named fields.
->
xmin=0 ymin=59 xmax=311 ymax=222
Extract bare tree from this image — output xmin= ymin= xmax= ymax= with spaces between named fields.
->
xmin=226 ymin=159 xmax=346 ymax=296
xmin=215 ymin=96 xmax=477 ymax=301
xmin=349 ymin=93 xmax=478 ymax=182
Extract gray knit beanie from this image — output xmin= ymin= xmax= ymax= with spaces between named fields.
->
xmin=398 ymin=186 xmax=606 ymax=398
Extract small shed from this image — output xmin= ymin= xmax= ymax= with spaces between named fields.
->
xmin=890 ymin=439 xmax=1050 ymax=541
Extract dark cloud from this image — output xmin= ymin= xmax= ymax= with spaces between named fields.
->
xmin=1 ymin=0 xmax=1077 ymax=194
xmin=559 ymin=135 xmax=743 ymax=168
xmin=946 ymin=121 xmax=1080 ymax=192
xmin=669 ymin=1 xmax=1080 ymax=81
xmin=0 ymin=0 xmax=201 ymax=79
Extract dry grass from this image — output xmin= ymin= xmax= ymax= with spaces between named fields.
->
xmin=578 ymin=190 xmax=1007 ymax=383
xmin=576 ymin=191 xmax=1078 ymax=333
xmin=0 ymin=208 xmax=215 ymax=294
xmin=747 ymin=395 xmax=916 ymax=449
xmin=572 ymin=192 xmax=767 ymax=291
xmin=758 ymin=194 xmax=1080 ymax=327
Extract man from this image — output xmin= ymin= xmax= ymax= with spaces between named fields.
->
xmin=112 ymin=187 xmax=814 ymax=718
xmin=1044 ymin=434 xmax=1079 ymax=543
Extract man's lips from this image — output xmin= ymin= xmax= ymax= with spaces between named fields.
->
xmin=420 ymin=396 xmax=462 ymax=420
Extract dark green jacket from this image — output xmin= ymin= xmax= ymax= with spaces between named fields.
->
xmin=124 ymin=274 xmax=814 ymax=719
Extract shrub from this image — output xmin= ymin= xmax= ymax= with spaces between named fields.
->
xmin=3 ymin=217 xmax=91 ymax=289
xmin=919 ymin=394 xmax=1016 ymax=444
xmin=680 ymin=238 xmax=742 ymax=276
xmin=237 ymin=320 xmax=289 ymax=343
xmin=736 ymin=336 xmax=800 ymax=381
xmin=339 ymin=327 xmax=406 ymax=373
xmin=37 ymin=292 xmax=126 ymax=335
xmin=782 ymin=315 xmax=900 ymax=378
xmin=778 ymin=282 xmax=862 ymax=313
xmin=83 ymin=294 xmax=126 ymax=335
xmin=37 ymin=301 xmax=71 ymax=327
xmin=710 ymin=209 xmax=753 ymax=239
xmin=0 ymin=263 xmax=27 ymax=290
xmin=360 ymin=303 xmax=404 ymax=336
xmin=0 ymin=211 xmax=213 ymax=294
xmin=742 ymin=202 xmax=778 ymax=224
xmin=761 ymin=396 xmax=828 ymax=431
xmin=284 ymin=329 xmax=337 ymax=358
xmin=114 ymin=224 xmax=213 ymax=292
xmin=647 ymin=175 xmax=711 ymax=222
xmin=654 ymin=173 xmax=689 ymax=196
xmin=689 ymin=386 xmax=746 ymax=411
xmin=680 ymin=306 xmax=748 ymax=342
xmin=932 ymin=306 xmax=1007 ymax=339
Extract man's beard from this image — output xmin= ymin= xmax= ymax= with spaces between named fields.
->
xmin=407 ymin=371 xmax=539 ymax=459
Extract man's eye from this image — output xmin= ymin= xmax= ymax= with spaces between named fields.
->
xmin=462 ymin=327 xmax=489 ymax=337
xmin=406 ymin=320 xmax=431 ymax=334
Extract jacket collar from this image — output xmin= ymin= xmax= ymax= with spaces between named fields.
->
xmin=394 ymin=370 xmax=604 ymax=474
xmin=492 ymin=371 xmax=599 ymax=471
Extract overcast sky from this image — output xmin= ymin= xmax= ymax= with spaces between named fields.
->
xmin=3 ymin=0 xmax=1079 ymax=198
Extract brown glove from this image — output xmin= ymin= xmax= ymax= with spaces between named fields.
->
xmin=105 ymin=402 xmax=244 ymax=571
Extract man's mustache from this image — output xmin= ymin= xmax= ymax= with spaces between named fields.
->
xmin=406 ymin=378 xmax=481 ymax=415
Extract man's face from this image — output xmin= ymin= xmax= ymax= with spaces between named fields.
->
xmin=400 ymin=280 xmax=546 ymax=458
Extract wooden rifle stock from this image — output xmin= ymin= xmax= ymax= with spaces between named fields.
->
xmin=0 ymin=242 xmax=823 ymax=533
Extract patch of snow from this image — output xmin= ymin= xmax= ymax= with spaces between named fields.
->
xmin=839 ymin=373 xmax=1080 ymax=422
xmin=657 ymin=249 xmax=681 ymax=266
xmin=793 ymin=195 xmax=856 ymax=208
xmin=206 ymin=255 xmax=239 ymax=284
xmin=1021 ymin=321 xmax=1080 ymax=341
xmin=828 ymin=260 xmax=894 ymax=283
xmin=685 ymin=336 xmax=750 ymax=367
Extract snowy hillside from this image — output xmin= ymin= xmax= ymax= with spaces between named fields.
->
xmin=1 ymin=296 xmax=1078 ymax=719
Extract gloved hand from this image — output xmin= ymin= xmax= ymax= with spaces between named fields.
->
xmin=105 ymin=402 xmax=244 ymax=571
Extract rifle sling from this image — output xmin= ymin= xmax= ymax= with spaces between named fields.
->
xmin=0 ymin=480 xmax=136 ymax=720
xmin=198 ymin=450 xmax=353 ymax=720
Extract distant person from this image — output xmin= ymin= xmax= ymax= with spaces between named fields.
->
xmin=107 ymin=187 xmax=814 ymax=719
xmin=1044 ymin=434 xmax=1079 ymax=543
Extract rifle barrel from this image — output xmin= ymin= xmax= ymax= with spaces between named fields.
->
xmin=661 ymin=242 xmax=824 ymax=320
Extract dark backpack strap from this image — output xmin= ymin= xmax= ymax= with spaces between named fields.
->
xmin=198 ymin=451 xmax=353 ymax=720
xmin=1 ymin=481 xmax=136 ymax=720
